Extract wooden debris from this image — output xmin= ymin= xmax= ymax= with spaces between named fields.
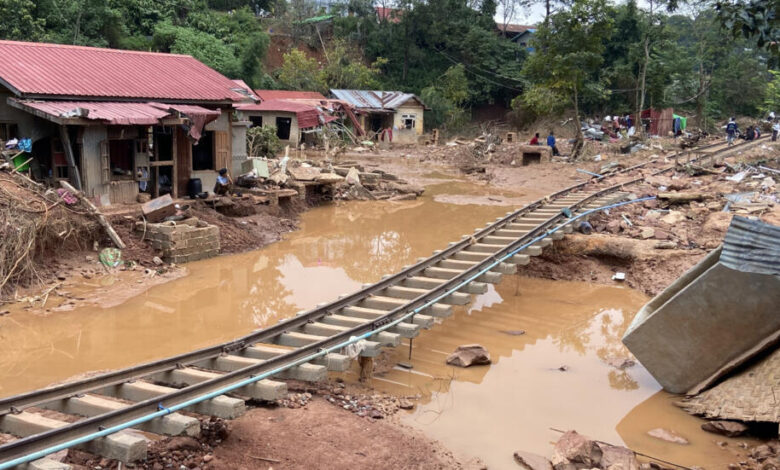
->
xmin=59 ymin=181 xmax=126 ymax=249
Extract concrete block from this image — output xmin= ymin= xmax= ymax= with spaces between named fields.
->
xmin=84 ymin=431 xmax=147 ymax=463
xmin=276 ymin=332 xmax=327 ymax=347
xmin=510 ymin=254 xmax=530 ymax=265
xmin=24 ymin=459 xmax=73 ymax=470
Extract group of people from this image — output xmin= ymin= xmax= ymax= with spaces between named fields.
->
xmin=725 ymin=115 xmax=780 ymax=145
xmin=529 ymin=131 xmax=560 ymax=156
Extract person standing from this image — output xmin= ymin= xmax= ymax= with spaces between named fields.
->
xmin=726 ymin=118 xmax=738 ymax=145
xmin=773 ymin=121 xmax=779 ymax=142
xmin=547 ymin=131 xmax=559 ymax=156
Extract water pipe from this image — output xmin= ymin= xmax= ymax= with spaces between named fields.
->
xmin=0 ymin=195 xmax=655 ymax=470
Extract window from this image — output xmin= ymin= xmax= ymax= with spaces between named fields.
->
xmin=109 ymin=140 xmax=134 ymax=179
xmin=276 ymin=117 xmax=292 ymax=140
xmin=0 ymin=122 xmax=18 ymax=142
xmin=249 ymin=116 xmax=263 ymax=128
xmin=192 ymin=131 xmax=215 ymax=171
xmin=402 ymin=114 xmax=416 ymax=130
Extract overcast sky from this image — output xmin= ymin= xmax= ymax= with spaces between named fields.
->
xmin=495 ymin=0 xmax=658 ymax=26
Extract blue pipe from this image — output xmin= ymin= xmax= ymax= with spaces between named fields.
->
xmin=0 ymin=195 xmax=655 ymax=469
xmin=576 ymin=169 xmax=603 ymax=178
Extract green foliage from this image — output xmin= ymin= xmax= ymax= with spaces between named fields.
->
xmin=0 ymin=0 xmax=45 ymax=41
xmin=153 ymin=21 xmax=241 ymax=77
xmin=320 ymin=40 xmax=386 ymax=90
xmin=716 ymin=0 xmax=778 ymax=53
xmin=247 ymin=125 xmax=282 ymax=157
xmin=522 ymin=0 xmax=614 ymax=119
xmin=420 ymin=64 xmax=470 ymax=131
xmin=765 ymin=71 xmax=780 ymax=113
xmin=276 ymin=49 xmax=327 ymax=92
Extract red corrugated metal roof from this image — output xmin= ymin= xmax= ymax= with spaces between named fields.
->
xmin=0 ymin=40 xmax=244 ymax=102
xmin=254 ymin=90 xmax=328 ymax=101
xmin=14 ymin=100 xmax=172 ymax=125
xmin=237 ymin=99 xmax=324 ymax=129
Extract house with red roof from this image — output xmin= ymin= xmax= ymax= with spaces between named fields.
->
xmin=239 ymin=90 xmax=363 ymax=146
xmin=0 ymin=40 xmax=256 ymax=204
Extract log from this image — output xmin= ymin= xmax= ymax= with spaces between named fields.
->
xmin=59 ymin=181 xmax=126 ymax=249
xmin=657 ymin=192 xmax=708 ymax=204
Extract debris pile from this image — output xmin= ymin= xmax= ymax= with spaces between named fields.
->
xmin=0 ymin=163 xmax=100 ymax=298
xmin=515 ymin=430 xmax=641 ymax=470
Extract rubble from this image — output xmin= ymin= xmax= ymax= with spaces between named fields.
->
xmin=551 ymin=430 xmax=639 ymax=470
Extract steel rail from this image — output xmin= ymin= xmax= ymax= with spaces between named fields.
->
xmin=0 ymin=137 xmax=764 ymax=464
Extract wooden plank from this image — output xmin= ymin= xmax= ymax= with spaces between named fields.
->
xmin=59 ymin=125 xmax=83 ymax=190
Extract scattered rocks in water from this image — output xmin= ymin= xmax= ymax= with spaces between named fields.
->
xmin=446 ymin=344 xmax=491 ymax=367
xmin=701 ymin=420 xmax=749 ymax=437
xmin=557 ymin=365 xmax=569 ymax=372
xmin=647 ymin=427 xmax=689 ymax=445
xmin=604 ymin=356 xmax=636 ymax=370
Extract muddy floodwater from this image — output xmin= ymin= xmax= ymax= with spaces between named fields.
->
xmin=0 ymin=178 xmax=751 ymax=468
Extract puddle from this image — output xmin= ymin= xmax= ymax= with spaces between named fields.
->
xmin=0 ymin=190 xmax=513 ymax=397
xmin=339 ymin=277 xmax=756 ymax=469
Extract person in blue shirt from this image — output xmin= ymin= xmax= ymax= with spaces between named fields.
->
xmin=725 ymin=118 xmax=738 ymax=145
xmin=547 ymin=131 xmax=559 ymax=156
xmin=214 ymin=168 xmax=232 ymax=195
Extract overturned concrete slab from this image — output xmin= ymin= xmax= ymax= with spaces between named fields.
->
xmin=622 ymin=216 xmax=780 ymax=394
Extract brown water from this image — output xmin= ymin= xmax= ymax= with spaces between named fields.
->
xmin=339 ymin=278 xmax=756 ymax=469
xmin=0 ymin=178 xmax=752 ymax=468
xmin=0 ymin=181 xmax=518 ymax=397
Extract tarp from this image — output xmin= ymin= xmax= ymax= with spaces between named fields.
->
xmin=673 ymin=114 xmax=687 ymax=131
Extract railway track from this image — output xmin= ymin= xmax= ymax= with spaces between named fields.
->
xmin=0 ymin=137 xmax=765 ymax=469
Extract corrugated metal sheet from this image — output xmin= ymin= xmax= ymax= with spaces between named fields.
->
xmin=237 ymin=100 xmax=323 ymax=129
xmin=254 ymin=90 xmax=328 ymax=101
xmin=721 ymin=216 xmax=780 ymax=275
xmin=330 ymin=89 xmax=422 ymax=111
xmin=16 ymin=100 xmax=172 ymax=125
xmin=0 ymin=40 xmax=244 ymax=102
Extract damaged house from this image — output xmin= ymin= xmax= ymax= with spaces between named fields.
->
xmin=0 ymin=40 xmax=254 ymax=205
xmin=329 ymin=89 xmax=426 ymax=144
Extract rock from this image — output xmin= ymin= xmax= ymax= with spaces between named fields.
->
xmin=514 ymin=450 xmax=553 ymax=470
xmin=315 ymin=173 xmax=344 ymax=184
xmin=668 ymin=180 xmax=690 ymax=191
xmin=500 ymin=330 xmax=526 ymax=336
xmin=647 ymin=428 xmax=689 ymax=445
xmin=399 ymin=399 xmax=415 ymax=410
xmin=640 ymin=227 xmax=655 ymax=239
xmin=152 ymin=256 xmax=164 ymax=266
xmin=654 ymin=241 xmax=677 ymax=249
xmin=646 ymin=175 xmax=672 ymax=188
xmin=551 ymin=431 xmax=603 ymax=469
xmin=165 ymin=436 xmax=201 ymax=451
xmin=661 ymin=210 xmax=686 ymax=225
xmin=389 ymin=193 xmax=417 ymax=201
xmin=701 ymin=421 xmax=749 ymax=437
xmin=268 ymin=170 xmax=288 ymax=185
xmin=345 ymin=167 xmax=361 ymax=185
xmin=288 ymin=166 xmax=322 ymax=181
xmin=446 ymin=344 xmax=491 ymax=367
xmin=598 ymin=442 xmax=640 ymax=470
xmin=202 ymin=455 xmax=214 ymax=463
xmin=652 ymin=228 xmax=671 ymax=240
xmin=606 ymin=219 xmax=621 ymax=234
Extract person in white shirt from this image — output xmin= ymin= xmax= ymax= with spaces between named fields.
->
xmin=772 ymin=121 xmax=779 ymax=142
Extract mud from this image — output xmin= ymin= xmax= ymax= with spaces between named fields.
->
xmin=0 ymin=184 xmax=514 ymax=397
xmin=336 ymin=277 xmax=760 ymax=469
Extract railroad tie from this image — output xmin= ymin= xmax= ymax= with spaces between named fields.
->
xmin=339 ymin=305 xmax=435 ymax=329
xmin=242 ymin=344 xmax=351 ymax=372
xmin=148 ymin=367 xmax=287 ymax=402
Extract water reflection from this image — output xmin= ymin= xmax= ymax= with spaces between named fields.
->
xmin=0 ymin=185 xmax=514 ymax=397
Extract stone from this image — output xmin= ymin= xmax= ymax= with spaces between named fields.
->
xmin=647 ymin=428 xmax=689 ymax=445
xmin=654 ymin=241 xmax=677 ymax=249
xmin=660 ymin=210 xmax=686 ymax=225
xmin=399 ymin=399 xmax=415 ymax=410
xmin=446 ymin=344 xmax=492 ymax=367
xmin=597 ymin=442 xmax=640 ymax=470
xmin=606 ymin=220 xmax=622 ymax=234
xmin=345 ymin=167 xmax=361 ymax=185
xmin=645 ymin=175 xmax=672 ymax=188
xmin=551 ymin=431 xmax=602 ymax=469
xmin=514 ymin=450 xmax=553 ymax=470
xmin=652 ymin=229 xmax=671 ymax=240
xmin=165 ymin=436 xmax=201 ymax=451
xmin=152 ymin=256 xmax=164 ymax=266
xmin=640 ymin=227 xmax=655 ymax=239
xmin=315 ymin=173 xmax=344 ymax=184
xmin=701 ymin=421 xmax=749 ymax=437
xmin=288 ymin=166 xmax=322 ymax=181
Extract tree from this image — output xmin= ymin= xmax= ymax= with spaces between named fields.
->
xmin=320 ymin=40 xmax=386 ymax=90
xmin=153 ymin=21 xmax=241 ymax=77
xmin=716 ymin=0 xmax=779 ymax=54
xmin=0 ymin=0 xmax=45 ymax=41
xmin=276 ymin=49 xmax=327 ymax=92
xmin=522 ymin=0 xmax=614 ymax=157
xmin=765 ymin=71 xmax=780 ymax=113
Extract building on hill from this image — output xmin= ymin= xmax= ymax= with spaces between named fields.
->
xmin=330 ymin=89 xmax=427 ymax=144
xmin=497 ymin=23 xmax=536 ymax=50
xmin=0 ymin=40 xmax=254 ymax=204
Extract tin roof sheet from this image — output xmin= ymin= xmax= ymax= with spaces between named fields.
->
xmin=329 ymin=89 xmax=423 ymax=110
xmin=14 ymin=100 xmax=172 ymax=125
xmin=0 ymin=40 xmax=244 ymax=102
xmin=254 ymin=90 xmax=328 ymax=101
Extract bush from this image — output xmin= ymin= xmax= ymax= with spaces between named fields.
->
xmin=247 ymin=126 xmax=282 ymax=158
